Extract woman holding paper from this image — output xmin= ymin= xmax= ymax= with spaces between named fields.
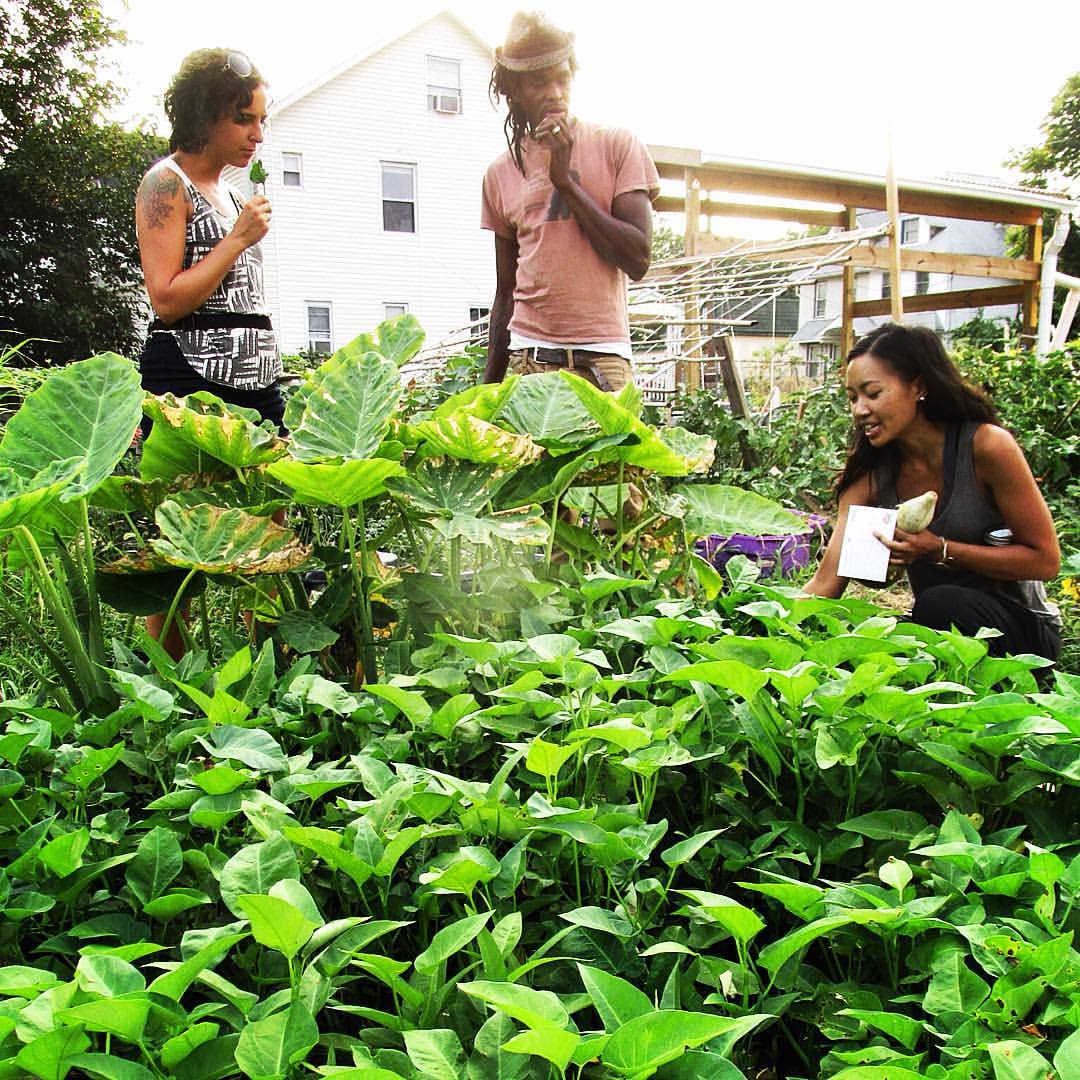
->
xmin=805 ymin=323 xmax=1061 ymax=660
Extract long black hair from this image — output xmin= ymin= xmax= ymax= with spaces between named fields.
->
xmin=836 ymin=322 xmax=999 ymax=495
xmin=488 ymin=55 xmax=577 ymax=174
xmin=165 ymin=48 xmax=264 ymax=154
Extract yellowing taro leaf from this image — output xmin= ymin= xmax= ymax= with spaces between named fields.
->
xmin=268 ymin=457 xmax=405 ymax=507
xmin=142 ymin=392 xmax=288 ymax=471
xmin=152 ymin=500 xmax=310 ymax=575
xmin=415 ymin=415 xmax=542 ymax=468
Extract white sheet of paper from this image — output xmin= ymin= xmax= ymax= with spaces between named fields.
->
xmin=838 ymin=505 xmax=897 ymax=582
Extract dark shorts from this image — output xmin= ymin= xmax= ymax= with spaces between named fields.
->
xmin=139 ymin=333 xmax=286 ymax=437
xmin=912 ymin=583 xmax=1062 ymax=663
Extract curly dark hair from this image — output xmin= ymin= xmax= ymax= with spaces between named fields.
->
xmin=488 ymin=55 xmax=577 ymax=174
xmin=836 ymin=322 xmax=999 ymax=496
xmin=164 ymin=48 xmax=264 ymax=153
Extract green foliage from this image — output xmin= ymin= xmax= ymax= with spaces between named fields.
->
xmin=0 ymin=1 xmax=167 ymax=363
xmin=2 ymin=319 xmax=1078 ymax=1080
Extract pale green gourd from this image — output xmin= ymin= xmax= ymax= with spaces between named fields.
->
xmin=895 ymin=490 xmax=938 ymax=532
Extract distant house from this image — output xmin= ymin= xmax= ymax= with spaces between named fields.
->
xmin=229 ymin=12 xmax=506 ymax=358
xmin=791 ymin=210 xmax=1019 ymax=375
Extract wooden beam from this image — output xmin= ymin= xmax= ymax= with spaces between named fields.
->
xmin=841 ymin=207 xmax=857 ymax=358
xmin=652 ymin=162 xmax=1044 ymax=226
xmin=845 ymin=246 xmax=1040 ymax=281
xmin=1021 ymin=219 xmax=1043 ymax=347
xmin=886 ymin=146 xmax=904 ymax=323
xmin=851 ymin=284 xmax=1025 ymax=318
xmin=653 ymin=194 xmax=846 ymax=228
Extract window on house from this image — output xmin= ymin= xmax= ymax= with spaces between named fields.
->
xmin=306 ymin=303 xmax=332 ymax=354
xmin=915 ymin=271 xmax=931 ymax=295
xmin=384 ymin=303 xmax=408 ymax=320
xmin=427 ymin=56 xmax=462 ymax=114
xmin=381 ymin=163 xmax=417 ymax=233
xmin=469 ymin=306 xmax=490 ymax=341
xmin=881 ymin=274 xmax=891 ymax=300
xmin=282 ymin=152 xmax=302 ymax=188
xmin=900 ymin=217 xmax=920 ymax=245
xmin=930 ymin=224 xmax=946 ymax=239
xmin=813 ymin=280 xmax=827 ymax=319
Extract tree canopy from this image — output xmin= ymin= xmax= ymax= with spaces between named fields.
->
xmin=0 ymin=0 xmax=166 ymax=364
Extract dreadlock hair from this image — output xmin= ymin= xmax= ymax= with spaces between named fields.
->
xmin=835 ymin=322 xmax=999 ymax=498
xmin=488 ymin=54 xmax=577 ymax=175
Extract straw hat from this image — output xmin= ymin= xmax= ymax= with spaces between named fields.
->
xmin=495 ymin=11 xmax=575 ymax=73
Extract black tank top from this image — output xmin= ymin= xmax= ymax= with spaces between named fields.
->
xmin=873 ymin=421 xmax=1061 ymax=627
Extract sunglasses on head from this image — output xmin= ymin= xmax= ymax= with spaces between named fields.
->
xmin=222 ymin=51 xmax=253 ymax=78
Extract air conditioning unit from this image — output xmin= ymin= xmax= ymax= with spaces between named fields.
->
xmin=435 ymin=93 xmax=461 ymax=115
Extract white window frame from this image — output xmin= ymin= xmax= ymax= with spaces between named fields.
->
xmin=281 ymin=152 xmax=303 ymax=189
xmin=427 ymin=55 xmax=462 ymax=114
xmin=900 ymin=217 xmax=920 ymax=245
xmin=306 ymin=302 xmax=333 ymax=354
xmin=880 ymin=273 xmax=891 ymax=300
xmin=381 ymin=162 xmax=418 ymax=233
xmin=915 ymin=270 xmax=931 ymax=295
xmin=469 ymin=306 xmax=490 ymax=342
xmin=384 ymin=302 xmax=409 ymax=320
xmin=813 ymin=280 xmax=827 ymax=319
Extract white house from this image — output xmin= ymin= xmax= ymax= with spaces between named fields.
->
xmin=232 ymin=12 xmax=507 ymax=358
xmin=791 ymin=209 xmax=1020 ymax=374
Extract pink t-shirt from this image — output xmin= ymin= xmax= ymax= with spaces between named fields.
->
xmin=481 ymin=121 xmax=660 ymax=345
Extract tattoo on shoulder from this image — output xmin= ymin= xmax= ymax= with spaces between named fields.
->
xmin=139 ymin=169 xmax=182 ymax=229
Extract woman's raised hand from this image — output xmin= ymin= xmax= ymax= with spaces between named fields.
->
xmin=230 ymin=195 xmax=272 ymax=249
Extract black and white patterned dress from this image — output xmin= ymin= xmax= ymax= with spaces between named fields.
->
xmin=153 ymin=157 xmax=282 ymax=390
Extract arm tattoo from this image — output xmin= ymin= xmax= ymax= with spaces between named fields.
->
xmin=139 ymin=170 xmax=181 ymax=229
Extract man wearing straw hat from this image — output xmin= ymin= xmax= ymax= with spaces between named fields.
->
xmin=481 ymin=11 xmax=660 ymax=392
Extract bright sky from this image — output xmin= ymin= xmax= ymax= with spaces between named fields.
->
xmin=104 ymin=0 xmax=1080 ymax=189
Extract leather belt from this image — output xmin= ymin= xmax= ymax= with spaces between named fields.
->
xmin=151 ymin=313 xmax=273 ymax=332
xmin=517 ymin=346 xmax=619 ymax=391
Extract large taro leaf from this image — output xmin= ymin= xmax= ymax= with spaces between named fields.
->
xmin=493 ymin=434 xmax=633 ymax=509
xmin=286 ymin=347 xmax=400 ymax=462
xmin=96 ymin=566 xmax=207 ymax=615
xmin=415 ymin=414 xmax=542 ymax=468
xmin=0 ymin=352 xmax=143 ymax=500
xmin=673 ymin=483 xmax=807 ymax=537
xmin=268 ymin=458 xmax=406 ymax=508
xmin=376 ymin=312 xmax=425 ymax=366
xmin=432 ymin=377 xmax=520 ymax=423
xmin=659 ymin=426 xmax=716 ymax=474
xmin=435 ymin=506 xmax=549 ymax=546
xmin=141 ymin=392 xmax=287 ymax=479
xmin=386 ymin=458 xmax=506 ymax=517
xmin=0 ymin=460 xmax=83 ymax=534
xmin=498 ymin=372 xmax=600 ymax=449
xmin=558 ymin=372 xmax=692 ymax=475
xmin=152 ymin=500 xmax=311 ymax=575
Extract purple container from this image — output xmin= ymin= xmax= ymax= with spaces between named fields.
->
xmin=694 ymin=512 xmax=828 ymax=579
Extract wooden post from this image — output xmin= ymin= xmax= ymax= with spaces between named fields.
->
xmin=681 ymin=174 xmax=702 ymax=393
xmin=1021 ymin=218 xmax=1043 ymax=349
xmin=715 ymin=336 xmax=759 ymax=468
xmin=885 ymin=143 xmax=904 ymax=323
xmin=841 ymin=206 xmax=857 ymax=359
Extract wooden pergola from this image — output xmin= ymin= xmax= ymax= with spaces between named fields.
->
xmin=648 ymin=145 xmax=1077 ymax=360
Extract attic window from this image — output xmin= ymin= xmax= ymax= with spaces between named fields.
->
xmin=930 ymin=225 xmax=946 ymax=239
xmin=427 ymin=56 xmax=462 ymax=114
xmin=900 ymin=217 xmax=920 ymax=245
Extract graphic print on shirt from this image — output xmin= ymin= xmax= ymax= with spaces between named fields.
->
xmin=546 ymin=170 xmax=581 ymax=221
xmin=163 ymin=159 xmax=281 ymax=390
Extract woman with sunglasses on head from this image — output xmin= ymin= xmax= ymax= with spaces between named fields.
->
xmin=135 ymin=48 xmax=283 ymax=433
xmin=135 ymin=49 xmax=283 ymax=654
xmin=804 ymin=323 xmax=1062 ymax=663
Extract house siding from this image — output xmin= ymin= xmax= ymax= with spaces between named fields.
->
xmin=236 ymin=15 xmax=507 ymax=356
